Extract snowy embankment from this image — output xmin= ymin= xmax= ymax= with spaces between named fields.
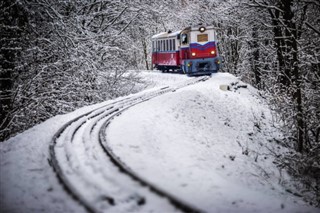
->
xmin=0 ymin=71 xmax=318 ymax=213
xmin=107 ymin=72 xmax=317 ymax=212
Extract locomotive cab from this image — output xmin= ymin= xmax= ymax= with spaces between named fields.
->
xmin=179 ymin=26 xmax=221 ymax=76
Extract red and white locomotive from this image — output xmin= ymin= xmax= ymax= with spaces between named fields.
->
xmin=151 ymin=25 xmax=222 ymax=76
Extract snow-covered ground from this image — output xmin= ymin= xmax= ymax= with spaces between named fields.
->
xmin=0 ymin=71 xmax=318 ymax=213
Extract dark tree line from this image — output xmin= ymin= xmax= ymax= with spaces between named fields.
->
xmin=0 ymin=1 xmax=28 ymax=141
xmin=165 ymin=0 xmax=319 ymax=205
xmin=234 ymin=0 xmax=320 ymax=204
xmin=244 ymin=1 xmax=320 ymax=204
xmin=0 ymin=0 xmax=164 ymax=142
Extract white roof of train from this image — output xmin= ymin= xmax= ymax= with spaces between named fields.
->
xmin=190 ymin=25 xmax=216 ymax=31
xmin=151 ymin=30 xmax=181 ymax=39
xmin=151 ymin=26 xmax=218 ymax=39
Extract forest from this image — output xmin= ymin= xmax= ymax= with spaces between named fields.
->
xmin=0 ymin=0 xmax=319 ymax=206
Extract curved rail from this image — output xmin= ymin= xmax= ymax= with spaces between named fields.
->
xmin=49 ymin=76 xmax=209 ymax=213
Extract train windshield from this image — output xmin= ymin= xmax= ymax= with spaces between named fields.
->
xmin=181 ymin=34 xmax=188 ymax=44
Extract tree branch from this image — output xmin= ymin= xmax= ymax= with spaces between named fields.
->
xmin=243 ymin=0 xmax=284 ymax=13
xmin=305 ymin=22 xmax=320 ymax=35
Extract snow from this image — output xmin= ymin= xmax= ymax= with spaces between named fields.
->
xmin=1 ymin=71 xmax=318 ymax=213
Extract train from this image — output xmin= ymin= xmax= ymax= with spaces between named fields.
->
xmin=151 ymin=25 xmax=222 ymax=76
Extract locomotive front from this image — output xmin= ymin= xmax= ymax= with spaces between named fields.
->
xmin=180 ymin=26 xmax=221 ymax=76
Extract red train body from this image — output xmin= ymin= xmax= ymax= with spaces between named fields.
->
xmin=151 ymin=26 xmax=221 ymax=76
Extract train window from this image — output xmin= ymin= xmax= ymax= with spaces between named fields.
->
xmin=197 ymin=34 xmax=208 ymax=42
xmin=166 ymin=40 xmax=169 ymax=51
xmin=157 ymin=40 xmax=160 ymax=51
xmin=169 ymin=39 xmax=172 ymax=51
xmin=173 ymin=39 xmax=176 ymax=50
xmin=181 ymin=34 xmax=188 ymax=44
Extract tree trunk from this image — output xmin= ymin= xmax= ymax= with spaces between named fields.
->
xmin=142 ymin=39 xmax=149 ymax=70
xmin=268 ymin=9 xmax=288 ymax=87
xmin=252 ymin=27 xmax=261 ymax=88
xmin=0 ymin=0 xmax=28 ymax=141
xmin=292 ymin=29 xmax=305 ymax=152
xmin=282 ymin=0 xmax=305 ymax=152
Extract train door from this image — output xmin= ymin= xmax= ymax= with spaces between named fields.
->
xmin=155 ymin=40 xmax=158 ymax=66
xmin=179 ymin=30 xmax=190 ymax=73
xmin=179 ymin=33 xmax=189 ymax=59
xmin=152 ymin=39 xmax=159 ymax=69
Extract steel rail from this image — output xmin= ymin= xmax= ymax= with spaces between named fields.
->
xmin=49 ymin=76 xmax=209 ymax=213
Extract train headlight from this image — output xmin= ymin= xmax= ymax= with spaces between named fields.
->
xmin=199 ymin=27 xmax=206 ymax=32
xmin=192 ymin=52 xmax=196 ymax=56
xmin=211 ymin=50 xmax=215 ymax=55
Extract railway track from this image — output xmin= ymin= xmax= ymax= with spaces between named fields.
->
xmin=49 ymin=76 xmax=209 ymax=213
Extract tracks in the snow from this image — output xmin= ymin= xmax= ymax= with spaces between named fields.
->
xmin=49 ymin=77 xmax=209 ymax=213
